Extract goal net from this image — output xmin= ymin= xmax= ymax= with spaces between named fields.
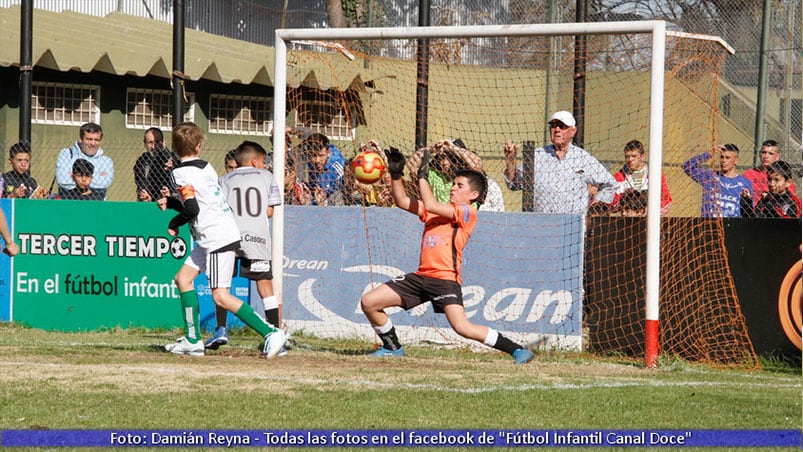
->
xmin=272 ymin=22 xmax=759 ymax=367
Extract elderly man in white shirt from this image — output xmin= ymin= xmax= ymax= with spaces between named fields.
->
xmin=503 ymin=110 xmax=617 ymax=214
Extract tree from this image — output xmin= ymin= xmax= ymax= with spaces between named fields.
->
xmin=327 ymin=0 xmax=347 ymax=27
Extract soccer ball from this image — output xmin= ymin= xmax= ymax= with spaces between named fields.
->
xmin=352 ymin=151 xmax=386 ymax=184
xmin=170 ymin=238 xmax=187 ymax=259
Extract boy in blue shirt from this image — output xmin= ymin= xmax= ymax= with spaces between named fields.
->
xmin=682 ymin=144 xmax=753 ymax=218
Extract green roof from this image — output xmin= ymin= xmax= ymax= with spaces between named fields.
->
xmin=0 ymin=5 xmax=369 ymax=91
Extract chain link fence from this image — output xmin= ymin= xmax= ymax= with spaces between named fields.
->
xmin=2 ymin=0 xmax=799 ymax=204
xmin=369 ymin=0 xmax=800 ymax=153
xmin=4 ymin=0 xmax=798 ymax=150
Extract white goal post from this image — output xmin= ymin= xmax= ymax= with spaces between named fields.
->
xmin=270 ymin=22 xmax=732 ymax=366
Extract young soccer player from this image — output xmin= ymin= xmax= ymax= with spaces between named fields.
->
xmin=158 ymin=122 xmax=287 ymax=357
xmin=359 ymin=147 xmax=534 ymax=364
xmin=207 ymin=141 xmax=284 ymax=352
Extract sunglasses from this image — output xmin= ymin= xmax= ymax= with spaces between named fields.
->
xmin=549 ymin=122 xmax=571 ymax=130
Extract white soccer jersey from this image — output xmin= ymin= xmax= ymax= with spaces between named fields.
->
xmin=172 ymin=158 xmax=240 ymax=251
xmin=219 ymin=166 xmax=282 ymax=259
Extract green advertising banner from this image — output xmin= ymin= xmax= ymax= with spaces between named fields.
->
xmin=11 ymin=199 xmax=191 ymax=331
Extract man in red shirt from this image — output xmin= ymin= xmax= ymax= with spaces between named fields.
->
xmin=743 ymin=140 xmax=797 ymax=210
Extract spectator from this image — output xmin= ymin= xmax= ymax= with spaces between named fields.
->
xmin=134 ymin=127 xmax=178 ymax=202
xmin=136 ymin=128 xmax=176 ymax=198
xmin=743 ymin=139 xmax=797 ymax=206
xmin=63 ymin=160 xmax=104 ymax=201
xmin=270 ymin=126 xmax=294 ymax=156
xmin=4 ymin=141 xmax=46 ymax=199
xmin=611 ymin=139 xmax=672 ymax=215
xmin=284 ymin=157 xmax=312 ymax=206
xmin=503 ymin=110 xmax=617 ymax=214
xmin=406 ymin=139 xmax=484 ymax=204
xmin=302 ymin=133 xmax=346 ymax=206
xmin=366 ymin=170 xmax=394 ymax=207
xmin=347 ymin=166 xmax=394 ymax=207
xmin=683 ymin=144 xmax=753 ymax=218
xmin=420 ymin=143 xmax=460 ymax=203
xmin=55 ymin=122 xmax=114 ymax=200
xmin=473 ymin=158 xmax=505 ymax=213
xmin=223 ymin=149 xmax=238 ymax=174
xmin=587 ymin=197 xmax=612 ymax=217
xmin=339 ymin=157 xmax=359 ymax=206
xmin=270 ymin=125 xmax=313 ymax=156
xmin=619 ymin=189 xmax=648 ymax=217
xmin=271 ymin=125 xmax=313 ymax=183
xmin=740 ymin=160 xmax=800 ymax=218
xmin=478 ymin=176 xmax=505 ymax=212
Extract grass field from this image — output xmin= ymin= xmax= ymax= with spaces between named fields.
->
xmin=0 ymin=323 xmax=799 ymax=451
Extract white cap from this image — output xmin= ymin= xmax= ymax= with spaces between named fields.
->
xmin=548 ymin=110 xmax=576 ymax=127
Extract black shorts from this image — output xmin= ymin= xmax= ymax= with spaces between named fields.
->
xmin=234 ymin=257 xmax=273 ymax=281
xmin=385 ymin=272 xmax=463 ymax=314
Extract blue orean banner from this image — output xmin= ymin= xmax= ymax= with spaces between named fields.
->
xmin=1 ymin=429 xmax=799 ymax=447
xmin=281 ymin=206 xmax=584 ymax=350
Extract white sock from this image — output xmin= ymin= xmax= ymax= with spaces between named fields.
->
xmin=483 ymin=328 xmax=498 ymax=347
xmin=373 ymin=319 xmax=393 ymax=335
xmin=262 ymin=295 xmax=278 ymax=310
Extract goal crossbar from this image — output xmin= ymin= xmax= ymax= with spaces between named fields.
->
xmin=276 ymin=21 xmax=665 ymax=41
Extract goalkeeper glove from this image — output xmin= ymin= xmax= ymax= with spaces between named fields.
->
xmin=384 ymin=147 xmax=406 ymax=180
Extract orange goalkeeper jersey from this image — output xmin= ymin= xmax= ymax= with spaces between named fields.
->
xmin=415 ymin=203 xmax=477 ymax=284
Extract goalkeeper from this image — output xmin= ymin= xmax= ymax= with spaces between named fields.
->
xmin=359 ymin=147 xmax=534 ymax=365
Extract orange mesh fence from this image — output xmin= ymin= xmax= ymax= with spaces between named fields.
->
xmin=585 ymin=217 xmax=759 ymax=367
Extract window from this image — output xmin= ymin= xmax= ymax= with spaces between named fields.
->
xmin=126 ymin=89 xmax=195 ymax=129
xmin=209 ymin=94 xmax=272 ymax=135
xmin=290 ymin=88 xmax=362 ymax=141
xmin=31 ymin=83 xmax=100 ymax=125
xmin=295 ymin=100 xmax=355 ymax=141
xmin=720 ymin=93 xmax=731 ymax=118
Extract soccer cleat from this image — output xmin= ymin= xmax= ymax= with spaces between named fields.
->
xmin=277 ymin=345 xmax=288 ymax=357
xmin=262 ymin=329 xmax=288 ymax=359
xmin=204 ymin=326 xmax=228 ymax=350
xmin=369 ymin=346 xmax=405 ymax=358
xmin=165 ymin=337 xmax=204 ymax=357
xmin=512 ymin=348 xmax=534 ymax=365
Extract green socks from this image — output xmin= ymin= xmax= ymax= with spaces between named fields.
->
xmin=236 ymin=303 xmax=276 ymax=337
xmin=179 ymin=290 xmax=201 ymax=344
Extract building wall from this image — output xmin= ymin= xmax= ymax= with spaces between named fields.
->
xmin=0 ymin=67 xmax=277 ymax=201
